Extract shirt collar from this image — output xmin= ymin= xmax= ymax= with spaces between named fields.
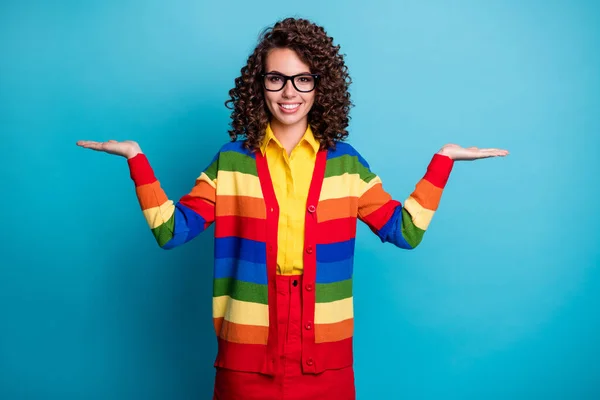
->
xmin=260 ymin=123 xmax=320 ymax=156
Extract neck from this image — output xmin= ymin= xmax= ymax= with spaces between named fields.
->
xmin=270 ymin=118 xmax=308 ymax=155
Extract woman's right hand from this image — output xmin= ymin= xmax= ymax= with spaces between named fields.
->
xmin=76 ymin=140 xmax=143 ymax=159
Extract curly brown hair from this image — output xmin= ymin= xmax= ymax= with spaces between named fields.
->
xmin=225 ymin=18 xmax=353 ymax=151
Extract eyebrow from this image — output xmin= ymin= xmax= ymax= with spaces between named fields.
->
xmin=267 ymin=70 xmax=312 ymax=75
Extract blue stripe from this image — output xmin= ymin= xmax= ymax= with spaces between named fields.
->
xmin=219 ymin=140 xmax=256 ymax=158
xmin=163 ymin=203 xmax=207 ymax=249
xmin=377 ymin=205 xmax=413 ymax=249
xmin=316 ymin=239 xmax=355 ymax=263
xmin=214 ymin=258 xmax=268 ymax=285
xmin=316 ymin=258 xmax=354 ymax=283
xmin=215 ymin=237 xmax=266 ymax=264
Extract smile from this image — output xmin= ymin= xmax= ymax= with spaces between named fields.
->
xmin=278 ymin=103 xmax=301 ymax=113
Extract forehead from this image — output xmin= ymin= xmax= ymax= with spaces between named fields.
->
xmin=265 ymin=48 xmax=311 ymax=74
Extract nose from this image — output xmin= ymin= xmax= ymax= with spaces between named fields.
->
xmin=282 ymin=79 xmax=297 ymax=98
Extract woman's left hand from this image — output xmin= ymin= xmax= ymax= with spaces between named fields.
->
xmin=437 ymin=144 xmax=509 ymax=161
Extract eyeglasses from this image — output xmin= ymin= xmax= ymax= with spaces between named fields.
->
xmin=261 ymin=72 xmax=320 ymax=92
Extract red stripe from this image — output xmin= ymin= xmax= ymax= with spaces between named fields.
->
xmin=423 ymin=153 xmax=454 ymax=188
xmin=313 ymin=336 xmax=353 ymax=373
xmin=214 ymin=215 xmax=266 ymax=241
xmin=214 ymin=337 xmax=268 ymax=373
xmin=361 ymin=199 xmax=401 ymax=231
xmin=316 ymin=217 xmax=357 ymax=244
xmin=127 ymin=154 xmax=157 ymax=186
xmin=179 ymin=195 xmax=215 ymax=223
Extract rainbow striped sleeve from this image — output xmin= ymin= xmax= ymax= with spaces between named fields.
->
xmin=356 ymin=152 xmax=454 ymax=249
xmin=127 ymin=152 xmax=218 ymax=249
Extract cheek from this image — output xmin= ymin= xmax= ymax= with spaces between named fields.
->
xmin=305 ymin=94 xmax=316 ymax=112
xmin=264 ymin=91 xmax=277 ymax=113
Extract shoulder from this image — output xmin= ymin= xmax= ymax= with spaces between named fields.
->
xmin=327 ymin=141 xmax=371 ymax=170
xmin=210 ymin=140 xmax=258 ymax=176
xmin=217 ymin=140 xmax=256 ymax=158
xmin=202 ymin=140 xmax=255 ymax=174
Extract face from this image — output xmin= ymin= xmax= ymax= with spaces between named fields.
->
xmin=263 ymin=48 xmax=316 ymax=129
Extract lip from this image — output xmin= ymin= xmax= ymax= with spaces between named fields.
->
xmin=278 ymin=103 xmax=302 ymax=114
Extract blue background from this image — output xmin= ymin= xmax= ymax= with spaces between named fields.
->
xmin=1 ymin=0 xmax=599 ymax=398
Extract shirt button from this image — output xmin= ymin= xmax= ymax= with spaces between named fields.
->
xmin=306 ymin=358 xmax=314 ymax=366
xmin=292 ymin=279 xmax=298 ymax=287
xmin=305 ymin=322 xmax=312 ymax=330
xmin=305 ymin=284 xmax=313 ymax=291
xmin=306 ymin=246 xmax=313 ymax=254
xmin=270 ymin=207 xmax=274 ymax=213
xmin=307 ymin=205 xmax=316 ymax=213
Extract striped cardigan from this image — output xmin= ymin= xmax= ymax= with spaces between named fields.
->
xmin=127 ymin=140 xmax=454 ymax=376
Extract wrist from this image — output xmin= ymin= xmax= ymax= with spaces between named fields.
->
xmin=436 ymin=150 xmax=453 ymax=160
xmin=126 ymin=150 xmax=143 ymax=160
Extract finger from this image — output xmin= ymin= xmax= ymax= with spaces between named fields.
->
xmin=76 ymin=140 xmax=100 ymax=147
xmin=78 ymin=141 xmax=106 ymax=151
xmin=476 ymin=150 xmax=509 ymax=158
xmin=76 ymin=140 xmax=97 ymax=146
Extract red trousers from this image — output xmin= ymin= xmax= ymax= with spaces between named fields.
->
xmin=213 ymin=275 xmax=356 ymax=400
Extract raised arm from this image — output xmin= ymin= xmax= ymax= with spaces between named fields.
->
xmin=357 ymin=152 xmax=453 ymax=249
xmin=357 ymin=143 xmax=508 ymax=249
xmin=128 ymin=152 xmax=217 ymax=249
xmin=76 ymin=139 xmax=218 ymax=249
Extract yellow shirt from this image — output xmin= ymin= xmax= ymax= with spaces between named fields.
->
xmin=260 ymin=123 xmax=319 ymax=275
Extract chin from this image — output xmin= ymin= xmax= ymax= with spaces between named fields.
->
xmin=277 ymin=115 xmax=304 ymax=126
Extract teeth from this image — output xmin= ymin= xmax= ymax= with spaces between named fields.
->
xmin=280 ymin=104 xmax=300 ymax=110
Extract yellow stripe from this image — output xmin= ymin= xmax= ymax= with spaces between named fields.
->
xmin=217 ymin=171 xmax=263 ymax=198
xmin=360 ymin=176 xmax=382 ymax=197
xmin=213 ymin=295 xmax=269 ymax=327
xmin=404 ymin=196 xmax=435 ymax=230
xmin=315 ymin=297 xmax=354 ymax=324
xmin=141 ymin=201 xmax=175 ymax=229
xmin=196 ymin=172 xmax=216 ymax=189
xmin=320 ymin=174 xmax=371 ymax=201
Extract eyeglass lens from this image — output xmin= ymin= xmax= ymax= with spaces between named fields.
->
xmin=264 ymin=74 xmax=316 ymax=92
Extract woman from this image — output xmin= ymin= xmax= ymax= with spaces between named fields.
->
xmin=77 ymin=17 xmax=508 ymax=400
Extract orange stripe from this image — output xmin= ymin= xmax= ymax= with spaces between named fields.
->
xmin=213 ymin=317 xmax=269 ymax=345
xmin=135 ymin=181 xmax=169 ymax=210
xmin=188 ymin=180 xmax=216 ymax=203
xmin=216 ymin=195 xmax=266 ymax=219
xmin=317 ymin=197 xmax=358 ymax=223
xmin=410 ymin=179 xmax=443 ymax=211
xmin=315 ymin=318 xmax=354 ymax=343
xmin=358 ymin=183 xmax=392 ymax=217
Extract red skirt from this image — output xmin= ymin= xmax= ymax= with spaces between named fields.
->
xmin=213 ymin=274 xmax=355 ymax=400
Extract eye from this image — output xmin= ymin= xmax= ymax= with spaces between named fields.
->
xmin=268 ymin=76 xmax=282 ymax=83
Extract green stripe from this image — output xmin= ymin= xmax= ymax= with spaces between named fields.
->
xmin=151 ymin=214 xmax=175 ymax=247
xmin=401 ymin=208 xmax=425 ymax=248
xmin=325 ymin=154 xmax=376 ymax=183
xmin=203 ymin=158 xmax=219 ymax=181
xmin=218 ymin=151 xmax=258 ymax=176
xmin=316 ymin=279 xmax=353 ymax=303
xmin=213 ymin=278 xmax=268 ymax=304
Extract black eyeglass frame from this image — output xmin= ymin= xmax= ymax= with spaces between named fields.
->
xmin=260 ymin=72 xmax=320 ymax=92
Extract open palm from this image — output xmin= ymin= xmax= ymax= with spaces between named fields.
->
xmin=438 ymin=144 xmax=509 ymax=161
xmin=76 ymin=140 xmax=142 ymax=159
